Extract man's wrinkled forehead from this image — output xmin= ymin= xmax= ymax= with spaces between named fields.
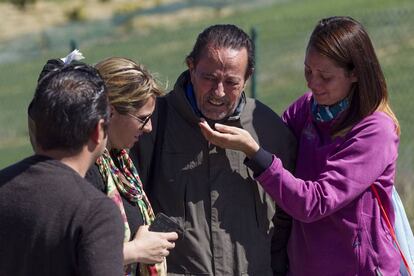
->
xmin=194 ymin=45 xmax=249 ymax=76
xmin=195 ymin=43 xmax=247 ymax=62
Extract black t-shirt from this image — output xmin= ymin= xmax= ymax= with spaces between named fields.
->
xmin=0 ymin=155 xmax=124 ymax=276
xmin=85 ymin=163 xmax=144 ymax=238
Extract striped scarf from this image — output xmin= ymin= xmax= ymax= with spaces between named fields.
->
xmin=96 ymin=148 xmax=166 ymax=276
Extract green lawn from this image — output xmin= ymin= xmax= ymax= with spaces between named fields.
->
xmin=1 ymin=0 xmax=413 ymax=221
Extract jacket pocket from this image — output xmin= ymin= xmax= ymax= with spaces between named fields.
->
xmin=153 ymin=152 xmax=200 ymax=224
xmin=353 ymin=228 xmax=362 ymax=275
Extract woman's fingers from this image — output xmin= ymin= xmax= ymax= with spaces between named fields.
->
xmin=199 ymin=120 xmax=215 ymax=138
xmin=159 ymin=231 xmax=178 ymax=241
xmin=130 ymin=226 xmax=180 ymax=264
xmin=154 ymin=232 xmax=177 ymax=255
xmin=199 ymin=121 xmax=234 ymax=145
xmin=214 ymin=123 xmax=242 ymax=135
xmin=199 ymin=121 xmax=244 ymax=148
xmin=199 ymin=120 xmax=240 ymax=136
xmin=198 ymin=120 xmax=259 ymax=158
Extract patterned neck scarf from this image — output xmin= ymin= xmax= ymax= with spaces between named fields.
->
xmin=96 ymin=148 xmax=166 ymax=276
xmin=311 ymin=97 xmax=349 ymax=122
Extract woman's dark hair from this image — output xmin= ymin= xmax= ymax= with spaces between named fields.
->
xmin=186 ymin=24 xmax=255 ymax=79
xmin=307 ymin=16 xmax=399 ymax=136
xmin=29 ymin=60 xmax=109 ymax=152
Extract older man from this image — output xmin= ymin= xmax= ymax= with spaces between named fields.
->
xmin=133 ymin=24 xmax=296 ymax=275
xmin=0 ymin=61 xmax=124 ymax=276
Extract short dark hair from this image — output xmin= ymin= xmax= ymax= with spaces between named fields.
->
xmin=29 ymin=61 xmax=109 ymax=152
xmin=186 ymin=24 xmax=255 ymax=78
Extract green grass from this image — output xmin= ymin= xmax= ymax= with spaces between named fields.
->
xmin=1 ymin=0 xmax=413 ymax=222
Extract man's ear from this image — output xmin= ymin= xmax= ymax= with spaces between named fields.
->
xmin=90 ymin=119 xmax=106 ymax=145
xmin=28 ymin=115 xmax=38 ymax=153
xmin=186 ymin=57 xmax=195 ymax=73
xmin=186 ymin=57 xmax=197 ymax=86
xmin=241 ymin=68 xmax=254 ymax=90
xmin=245 ymin=67 xmax=254 ymax=82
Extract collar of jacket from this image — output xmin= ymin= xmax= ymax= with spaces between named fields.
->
xmin=170 ymin=70 xmax=247 ymax=126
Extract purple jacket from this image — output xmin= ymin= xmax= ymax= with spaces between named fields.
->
xmin=256 ymin=93 xmax=400 ymax=275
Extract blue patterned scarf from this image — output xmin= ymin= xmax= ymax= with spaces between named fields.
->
xmin=311 ymin=97 xmax=349 ymax=122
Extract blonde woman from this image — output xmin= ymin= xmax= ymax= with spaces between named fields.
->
xmin=86 ymin=57 xmax=177 ymax=276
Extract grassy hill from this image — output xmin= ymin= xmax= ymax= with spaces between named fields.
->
xmin=1 ymin=0 xmax=413 ymax=221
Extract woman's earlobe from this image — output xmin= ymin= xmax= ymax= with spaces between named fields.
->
xmin=350 ymin=70 xmax=358 ymax=83
xmin=110 ymin=105 xmax=115 ymax=117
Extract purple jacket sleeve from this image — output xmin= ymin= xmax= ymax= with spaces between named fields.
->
xmin=256 ymin=112 xmax=399 ymax=223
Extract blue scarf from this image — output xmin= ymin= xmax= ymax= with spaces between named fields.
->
xmin=185 ymin=83 xmax=203 ymax=117
xmin=311 ymin=97 xmax=349 ymax=122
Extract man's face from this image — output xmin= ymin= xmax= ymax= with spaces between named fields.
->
xmin=188 ymin=45 xmax=249 ymax=121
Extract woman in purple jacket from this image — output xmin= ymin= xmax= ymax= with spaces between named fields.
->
xmin=199 ymin=16 xmax=401 ymax=275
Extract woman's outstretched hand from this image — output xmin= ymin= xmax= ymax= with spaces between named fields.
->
xmin=199 ymin=119 xmax=260 ymax=158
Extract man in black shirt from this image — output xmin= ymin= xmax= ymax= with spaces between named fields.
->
xmin=0 ymin=59 xmax=124 ymax=276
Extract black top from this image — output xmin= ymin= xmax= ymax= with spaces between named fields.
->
xmin=0 ymin=155 xmax=124 ymax=276
xmin=85 ymin=163 xmax=144 ymax=238
xmin=244 ymin=147 xmax=274 ymax=176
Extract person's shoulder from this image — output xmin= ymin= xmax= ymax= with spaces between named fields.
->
xmin=73 ymin=175 xmax=110 ymax=201
xmin=0 ymin=157 xmax=28 ymax=179
xmin=244 ymin=98 xmax=287 ymax=131
xmin=298 ymin=92 xmax=313 ymax=103
xmin=245 ymin=97 xmax=281 ymax=118
xmin=244 ymin=97 xmax=296 ymax=142
xmin=0 ymin=155 xmax=54 ymax=187
xmin=41 ymin=162 xmax=109 ymax=202
xmin=371 ymin=111 xmax=396 ymax=125
xmin=79 ymin=187 xmax=118 ymax=215
xmin=280 ymin=92 xmax=312 ymax=136
xmin=349 ymin=111 xmax=399 ymax=142
xmin=67 ymin=175 xmax=119 ymax=221
xmin=355 ymin=111 xmax=396 ymax=131
xmin=0 ymin=155 xmax=42 ymax=174
xmin=285 ymin=92 xmax=312 ymax=113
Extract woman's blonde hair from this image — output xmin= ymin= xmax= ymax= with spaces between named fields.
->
xmin=95 ymin=57 xmax=163 ymax=114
